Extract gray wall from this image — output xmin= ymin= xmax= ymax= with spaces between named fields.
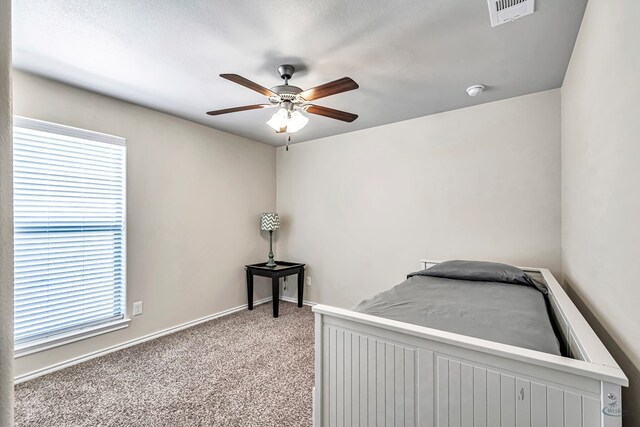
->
xmin=276 ymin=90 xmax=562 ymax=308
xmin=0 ymin=0 xmax=14 ymax=424
xmin=12 ymin=71 xmax=277 ymax=377
xmin=561 ymin=0 xmax=640 ymax=423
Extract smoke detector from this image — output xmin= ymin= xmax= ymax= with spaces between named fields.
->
xmin=466 ymin=85 xmax=485 ymax=97
xmin=487 ymin=0 xmax=535 ymax=27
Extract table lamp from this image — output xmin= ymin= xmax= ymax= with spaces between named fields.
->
xmin=261 ymin=212 xmax=280 ymax=267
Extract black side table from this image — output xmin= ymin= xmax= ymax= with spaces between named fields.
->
xmin=245 ymin=261 xmax=305 ymax=318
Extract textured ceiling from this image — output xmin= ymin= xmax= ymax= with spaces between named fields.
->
xmin=13 ymin=0 xmax=587 ymax=146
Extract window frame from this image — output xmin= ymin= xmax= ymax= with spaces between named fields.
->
xmin=13 ymin=116 xmax=129 ymax=357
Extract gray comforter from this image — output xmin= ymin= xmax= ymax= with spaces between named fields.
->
xmin=353 ymin=274 xmax=561 ymax=355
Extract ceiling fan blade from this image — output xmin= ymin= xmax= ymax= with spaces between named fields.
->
xmin=305 ymin=105 xmax=358 ymax=122
xmin=206 ymin=104 xmax=272 ymax=116
xmin=276 ymin=127 xmax=287 ymax=134
xmin=220 ymin=74 xmax=276 ymax=98
xmin=299 ymin=77 xmax=359 ymax=101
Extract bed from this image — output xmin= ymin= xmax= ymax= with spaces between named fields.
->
xmin=312 ymin=260 xmax=627 ymax=427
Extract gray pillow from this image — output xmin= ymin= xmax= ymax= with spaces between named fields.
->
xmin=409 ymin=260 xmax=548 ymax=294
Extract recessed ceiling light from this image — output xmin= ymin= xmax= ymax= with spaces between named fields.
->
xmin=466 ymin=85 xmax=485 ymax=97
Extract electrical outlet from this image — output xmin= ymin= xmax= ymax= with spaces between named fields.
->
xmin=133 ymin=301 xmax=143 ymax=316
xmin=306 ymin=276 xmax=311 ymax=287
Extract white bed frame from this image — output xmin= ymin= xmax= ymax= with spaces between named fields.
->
xmin=312 ymin=260 xmax=627 ymax=427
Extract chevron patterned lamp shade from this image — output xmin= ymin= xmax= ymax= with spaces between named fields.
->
xmin=261 ymin=213 xmax=280 ymax=231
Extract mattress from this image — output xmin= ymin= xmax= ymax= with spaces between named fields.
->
xmin=353 ymin=272 xmax=561 ymax=356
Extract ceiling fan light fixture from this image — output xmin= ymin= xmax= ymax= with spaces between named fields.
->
xmin=266 ymin=108 xmax=288 ymax=131
xmin=286 ymin=110 xmax=309 ymax=133
xmin=266 ymin=108 xmax=309 ymax=133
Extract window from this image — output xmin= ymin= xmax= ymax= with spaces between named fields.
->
xmin=13 ymin=117 xmax=127 ymax=354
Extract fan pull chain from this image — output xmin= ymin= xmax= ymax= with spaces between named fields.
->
xmin=286 ymin=134 xmax=290 ymax=151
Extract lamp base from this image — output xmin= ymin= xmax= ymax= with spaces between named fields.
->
xmin=266 ymin=230 xmax=276 ymax=267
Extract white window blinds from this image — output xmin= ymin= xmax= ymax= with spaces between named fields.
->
xmin=13 ymin=116 xmax=127 ymax=346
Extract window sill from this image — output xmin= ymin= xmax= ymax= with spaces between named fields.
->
xmin=14 ymin=318 xmax=131 ymax=358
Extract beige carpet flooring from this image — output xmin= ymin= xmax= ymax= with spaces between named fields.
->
xmin=15 ymin=302 xmax=314 ymax=427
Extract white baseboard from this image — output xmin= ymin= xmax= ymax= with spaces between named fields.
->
xmin=15 ymin=296 xmax=275 ymax=384
xmin=279 ymin=296 xmax=317 ymax=307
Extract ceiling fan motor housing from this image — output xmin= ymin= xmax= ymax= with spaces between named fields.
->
xmin=269 ymin=85 xmax=303 ymax=102
xmin=271 ymin=64 xmax=304 ymax=105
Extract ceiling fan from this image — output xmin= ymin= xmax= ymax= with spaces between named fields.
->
xmin=206 ymin=64 xmax=359 ymax=134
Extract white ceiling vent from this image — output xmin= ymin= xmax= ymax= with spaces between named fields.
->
xmin=487 ymin=0 xmax=535 ymax=27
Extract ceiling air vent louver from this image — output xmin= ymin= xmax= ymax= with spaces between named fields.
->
xmin=487 ymin=0 xmax=535 ymax=27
